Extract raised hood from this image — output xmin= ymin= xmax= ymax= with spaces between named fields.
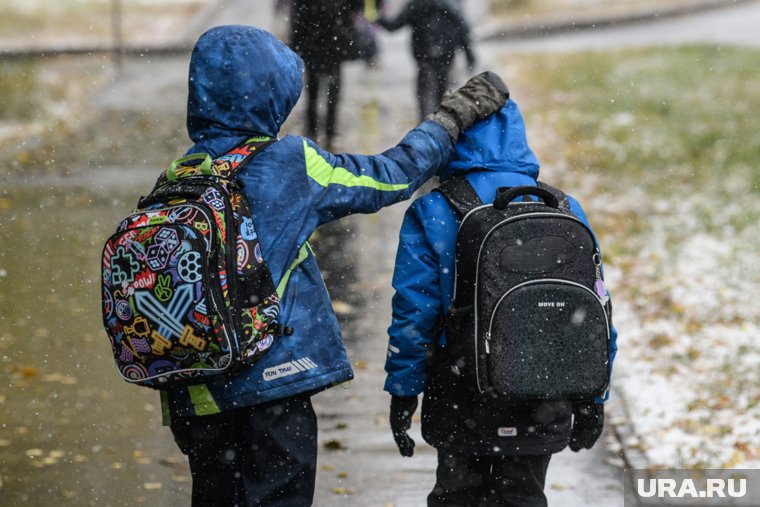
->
xmin=443 ymin=99 xmax=540 ymax=181
xmin=186 ymin=25 xmax=304 ymax=156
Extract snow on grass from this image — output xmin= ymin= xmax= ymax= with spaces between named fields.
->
xmin=607 ymin=193 xmax=760 ymax=468
xmin=508 ymin=45 xmax=760 ymax=468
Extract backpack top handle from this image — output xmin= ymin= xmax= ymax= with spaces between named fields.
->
xmin=493 ymin=185 xmax=560 ymax=210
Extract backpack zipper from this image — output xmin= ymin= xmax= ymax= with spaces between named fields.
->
xmin=478 ymin=277 xmax=612 ymax=394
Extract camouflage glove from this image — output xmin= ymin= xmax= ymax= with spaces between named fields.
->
xmin=569 ymin=402 xmax=605 ymax=452
xmin=390 ymin=395 xmax=419 ymax=457
xmin=427 ymin=71 xmax=509 ymax=143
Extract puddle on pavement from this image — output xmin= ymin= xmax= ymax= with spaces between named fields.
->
xmin=0 ymin=182 xmax=191 ymax=505
xmin=0 ymin=172 xmax=386 ymax=505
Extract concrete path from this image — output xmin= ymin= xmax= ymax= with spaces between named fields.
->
xmin=90 ymin=0 xmax=760 ymax=504
xmin=485 ymin=0 xmax=760 ymax=52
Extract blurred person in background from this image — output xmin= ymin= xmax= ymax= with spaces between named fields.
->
xmin=290 ymin=0 xmax=364 ymax=149
xmin=378 ymin=0 xmax=476 ymax=120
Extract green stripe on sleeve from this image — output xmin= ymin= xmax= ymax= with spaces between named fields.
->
xmin=187 ymin=385 xmax=221 ymax=416
xmin=303 ymin=140 xmax=410 ymax=191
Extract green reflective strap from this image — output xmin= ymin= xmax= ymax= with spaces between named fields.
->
xmin=160 ymin=390 xmax=172 ymax=426
xmin=187 ymin=384 xmax=221 ymax=416
xmin=166 ymin=153 xmax=213 ymax=180
xmin=277 ymin=243 xmax=311 ymax=297
xmin=364 ymin=0 xmax=377 ymax=21
xmin=245 ymin=135 xmax=272 ymax=144
xmin=303 ymin=140 xmax=410 ymax=191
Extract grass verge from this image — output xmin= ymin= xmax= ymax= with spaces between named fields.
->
xmin=504 ymin=45 xmax=760 ymax=468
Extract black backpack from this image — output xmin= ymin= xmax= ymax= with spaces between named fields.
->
xmin=438 ymin=178 xmax=612 ymax=402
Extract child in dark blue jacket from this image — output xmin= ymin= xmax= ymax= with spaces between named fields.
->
xmin=384 ymin=99 xmax=618 ymax=506
xmin=162 ymin=25 xmax=508 ymax=506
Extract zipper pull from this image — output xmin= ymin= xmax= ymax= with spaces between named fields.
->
xmin=593 ymin=252 xmax=610 ymax=305
xmin=485 ymin=331 xmax=491 ymax=354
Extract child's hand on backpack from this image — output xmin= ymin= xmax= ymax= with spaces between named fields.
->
xmin=389 ymin=395 xmax=419 ymax=457
xmin=569 ymin=402 xmax=605 ymax=452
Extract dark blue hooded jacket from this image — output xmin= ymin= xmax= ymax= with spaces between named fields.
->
xmin=384 ymin=100 xmax=618 ymax=402
xmin=163 ymin=25 xmax=452 ymax=418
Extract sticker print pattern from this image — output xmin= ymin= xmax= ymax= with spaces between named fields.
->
xmin=101 ymin=138 xmax=281 ymax=388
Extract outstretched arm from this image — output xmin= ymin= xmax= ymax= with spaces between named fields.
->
xmin=305 ymin=72 xmax=509 ymax=225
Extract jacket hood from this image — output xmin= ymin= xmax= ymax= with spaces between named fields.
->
xmin=186 ymin=25 xmax=303 ymax=156
xmin=442 ymin=99 xmax=540 ymax=180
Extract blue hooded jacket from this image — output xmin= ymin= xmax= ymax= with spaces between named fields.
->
xmin=384 ymin=100 xmax=618 ymax=400
xmin=163 ymin=25 xmax=453 ymax=418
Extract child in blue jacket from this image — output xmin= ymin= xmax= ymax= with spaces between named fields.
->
xmin=384 ymin=99 xmax=618 ymax=506
xmin=162 ymin=25 xmax=508 ymax=506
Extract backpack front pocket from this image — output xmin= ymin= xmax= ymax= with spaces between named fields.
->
xmin=485 ymin=280 xmax=610 ymax=400
xmin=102 ymin=216 xmax=235 ymax=387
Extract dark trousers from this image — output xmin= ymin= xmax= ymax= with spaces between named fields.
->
xmin=305 ymin=65 xmax=342 ymax=146
xmin=416 ymin=57 xmax=455 ymax=121
xmin=170 ymin=395 xmax=318 ymax=507
xmin=428 ymin=452 xmax=552 ymax=507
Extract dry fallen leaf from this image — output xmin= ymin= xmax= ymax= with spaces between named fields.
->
xmin=160 ymin=456 xmax=184 ymax=467
xmin=331 ymin=300 xmax=354 ymax=315
xmin=323 ymin=439 xmax=347 ymax=451
xmin=11 ymin=366 xmax=39 ymax=378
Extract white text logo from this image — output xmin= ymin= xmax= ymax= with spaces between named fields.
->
xmin=263 ymin=357 xmax=318 ymax=381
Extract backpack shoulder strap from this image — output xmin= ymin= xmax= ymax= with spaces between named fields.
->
xmin=154 ymin=137 xmax=276 ymax=191
xmin=436 ymin=176 xmax=483 ymax=217
xmin=214 ymin=136 xmax=277 ymax=178
xmin=537 ymin=181 xmax=571 ymax=212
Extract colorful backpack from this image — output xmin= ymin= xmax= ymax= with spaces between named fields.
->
xmin=101 ymin=137 xmax=293 ymax=389
xmin=439 ymin=178 xmax=612 ymax=402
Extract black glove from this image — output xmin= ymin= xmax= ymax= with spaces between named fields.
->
xmin=569 ymin=402 xmax=604 ymax=452
xmin=389 ymin=395 xmax=418 ymax=457
xmin=427 ymin=71 xmax=509 ymax=143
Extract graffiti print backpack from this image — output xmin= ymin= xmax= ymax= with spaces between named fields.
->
xmin=439 ymin=178 xmax=612 ymax=401
xmin=101 ymin=137 xmax=291 ymax=389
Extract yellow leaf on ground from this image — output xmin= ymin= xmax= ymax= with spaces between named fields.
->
xmin=323 ymin=439 xmax=347 ymax=451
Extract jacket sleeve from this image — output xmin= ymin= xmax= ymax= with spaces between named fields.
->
xmin=384 ymin=201 xmax=441 ymax=396
xmin=304 ymin=121 xmax=452 ymax=225
xmin=568 ymin=196 xmax=618 ymax=404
